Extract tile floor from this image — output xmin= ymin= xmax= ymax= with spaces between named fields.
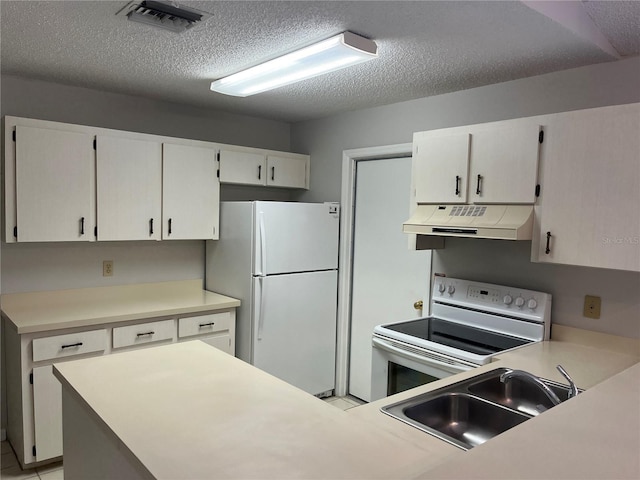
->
xmin=0 ymin=396 xmax=363 ymax=478
xmin=323 ymin=395 xmax=365 ymax=411
xmin=0 ymin=442 xmax=63 ymax=480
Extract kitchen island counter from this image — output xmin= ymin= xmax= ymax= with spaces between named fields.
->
xmin=53 ymin=341 xmax=459 ymax=480
xmin=53 ymin=327 xmax=639 ymax=479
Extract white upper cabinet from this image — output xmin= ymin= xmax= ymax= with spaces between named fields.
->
xmin=162 ymin=143 xmax=219 ymax=240
xmin=219 ymin=149 xmax=310 ymax=189
xmin=469 ymin=123 xmax=541 ymax=204
xmin=219 ymin=150 xmax=266 ymax=186
xmin=531 ymin=103 xmax=640 ymax=271
xmin=4 ymin=117 xmax=309 ymax=242
xmin=96 ymin=135 xmax=162 ymax=241
xmin=412 ymin=120 xmax=541 ymax=205
xmin=414 ymin=133 xmax=470 ymax=203
xmin=266 ymin=155 xmax=309 ymax=189
xmin=13 ymin=125 xmax=94 ymax=242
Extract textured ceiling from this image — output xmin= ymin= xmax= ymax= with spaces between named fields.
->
xmin=1 ymin=1 xmax=639 ymax=123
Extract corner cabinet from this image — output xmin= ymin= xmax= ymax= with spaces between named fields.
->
xmin=219 ymin=148 xmax=310 ymax=189
xmin=4 ymin=309 xmax=236 ymax=468
xmin=413 ymin=120 xmax=541 ymax=204
xmin=531 ymin=103 xmax=640 ymax=271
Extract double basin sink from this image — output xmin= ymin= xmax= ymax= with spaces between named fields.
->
xmin=382 ymin=367 xmax=580 ymax=450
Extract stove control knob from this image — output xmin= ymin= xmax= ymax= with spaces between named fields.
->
xmin=503 ymin=295 xmax=513 ymax=305
xmin=515 ymin=296 xmax=525 ymax=308
xmin=527 ymin=299 xmax=538 ymax=310
xmin=438 ymin=283 xmax=446 ymax=293
xmin=447 ymin=284 xmax=456 ymax=295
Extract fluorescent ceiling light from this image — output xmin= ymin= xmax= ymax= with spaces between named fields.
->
xmin=210 ymin=32 xmax=378 ymax=97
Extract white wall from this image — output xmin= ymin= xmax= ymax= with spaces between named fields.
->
xmin=291 ymin=57 xmax=640 ymax=339
xmin=1 ymin=75 xmax=291 ymax=151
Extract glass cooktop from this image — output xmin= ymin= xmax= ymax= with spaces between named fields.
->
xmin=382 ymin=317 xmax=530 ymax=356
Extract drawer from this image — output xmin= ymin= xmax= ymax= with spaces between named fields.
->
xmin=32 ymin=329 xmax=107 ymax=362
xmin=112 ymin=319 xmax=175 ymax=349
xmin=178 ymin=312 xmax=231 ymax=339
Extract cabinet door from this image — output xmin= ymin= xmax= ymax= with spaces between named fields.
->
xmin=15 ymin=125 xmax=94 ymax=242
xmin=266 ymin=155 xmax=308 ymax=188
xmin=219 ymin=150 xmax=266 ymax=186
xmin=33 ymin=365 xmax=62 ymax=461
xmin=469 ymin=123 xmax=541 ymax=204
xmin=162 ymin=144 xmax=219 ymax=240
xmin=413 ymin=132 xmax=470 ymax=203
xmin=533 ymin=104 xmax=640 ymax=271
xmin=96 ymin=136 xmax=162 ymax=240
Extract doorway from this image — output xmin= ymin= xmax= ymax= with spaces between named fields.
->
xmin=345 ymin=155 xmax=432 ymax=402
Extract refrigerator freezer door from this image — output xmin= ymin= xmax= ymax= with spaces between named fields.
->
xmin=253 ymin=202 xmax=339 ymax=275
xmin=252 ymin=270 xmax=337 ymax=395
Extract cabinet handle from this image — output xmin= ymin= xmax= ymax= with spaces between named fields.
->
xmin=149 ymin=218 xmax=154 ymax=235
xmin=80 ymin=217 xmax=85 ymax=235
xmin=199 ymin=322 xmax=215 ymax=328
xmin=271 ymin=166 xmax=275 ymax=181
xmin=455 ymin=176 xmax=460 ymax=196
xmin=136 ymin=331 xmax=155 ymax=337
xmin=476 ymin=174 xmax=483 ymax=195
xmin=258 ymin=165 xmax=262 ymax=180
xmin=61 ymin=342 xmax=83 ymax=349
xmin=168 ymin=218 xmax=172 ymax=235
xmin=545 ymin=231 xmax=552 ymax=254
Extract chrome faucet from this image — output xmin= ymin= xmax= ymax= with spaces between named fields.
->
xmin=555 ymin=364 xmax=579 ymax=399
xmin=500 ymin=368 xmax=562 ymax=406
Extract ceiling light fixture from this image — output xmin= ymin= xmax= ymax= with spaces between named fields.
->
xmin=210 ymin=31 xmax=378 ymax=97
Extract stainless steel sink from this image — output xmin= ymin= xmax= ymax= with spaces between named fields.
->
xmin=381 ymin=367 xmax=580 ymax=450
xmin=399 ymin=392 xmax=530 ymax=450
xmin=467 ymin=372 xmax=579 ymax=416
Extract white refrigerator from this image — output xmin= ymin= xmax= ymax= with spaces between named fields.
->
xmin=205 ymin=201 xmax=339 ymax=396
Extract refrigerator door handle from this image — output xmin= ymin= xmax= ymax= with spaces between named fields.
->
xmin=258 ymin=211 xmax=267 ymax=275
xmin=257 ymin=277 xmax=265 ymax=340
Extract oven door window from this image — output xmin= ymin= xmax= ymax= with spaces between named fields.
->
xmin=387 ymin=361 xmax=439 ymax=396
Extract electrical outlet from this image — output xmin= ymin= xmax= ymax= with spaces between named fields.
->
xmin=583 ymin=295 xmax=601 ymax=319
xmin=103 ymin=260 xmax=114 ymax=277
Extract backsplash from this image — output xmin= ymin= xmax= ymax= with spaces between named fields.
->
xmin=431 ymin=238 xmax=640 ymax=339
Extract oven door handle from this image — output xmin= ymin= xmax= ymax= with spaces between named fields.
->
xmin=372 ymin=337 xmax=471 ymax=372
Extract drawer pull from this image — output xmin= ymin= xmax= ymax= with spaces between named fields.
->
xmin=136 ymin=331 xmax=155 ymax=337
xmin=199 ymin=322 xmax=216 ymax=328
xmin=61 ymin=342 xmax=83 ymax=349
xmin=545 ymin=231 xmax=552 ymax=254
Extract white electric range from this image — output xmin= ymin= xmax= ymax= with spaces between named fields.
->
xmin=370 ymin=277 xmax=551 ymax=401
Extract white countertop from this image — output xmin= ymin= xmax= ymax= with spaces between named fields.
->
xmin=1 ymin=279 xmax=241 ymax=334
xmin=53 ymin=326 xmax=640 ymax=479
xmin=54 ymin=341 xmax=438 ymax=480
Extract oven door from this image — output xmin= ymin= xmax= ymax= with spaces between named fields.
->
xmin=370 ymin=336 xmax=474 ymax=402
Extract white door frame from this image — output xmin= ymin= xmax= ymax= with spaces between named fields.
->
xmin=335 ymin=143 xmax=413 ymax=397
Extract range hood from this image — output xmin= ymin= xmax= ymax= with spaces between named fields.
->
xmin=403 ymin=204 xmax=534 ymax=240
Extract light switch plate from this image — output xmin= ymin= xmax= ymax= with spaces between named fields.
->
xmin=583 ymin=295 xmax=601 ymax=319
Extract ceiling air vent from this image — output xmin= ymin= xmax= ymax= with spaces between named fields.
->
xmin=116 ymin=1 xmax=211 ymax=33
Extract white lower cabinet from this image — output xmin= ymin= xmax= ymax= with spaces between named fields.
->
xmin=32 ymin=365 xmax=63 ymax=461
xmin=178 ymin=311 xmax=235 ymax=355
xmin=4 ymin=308 xmax=236 ymax=468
